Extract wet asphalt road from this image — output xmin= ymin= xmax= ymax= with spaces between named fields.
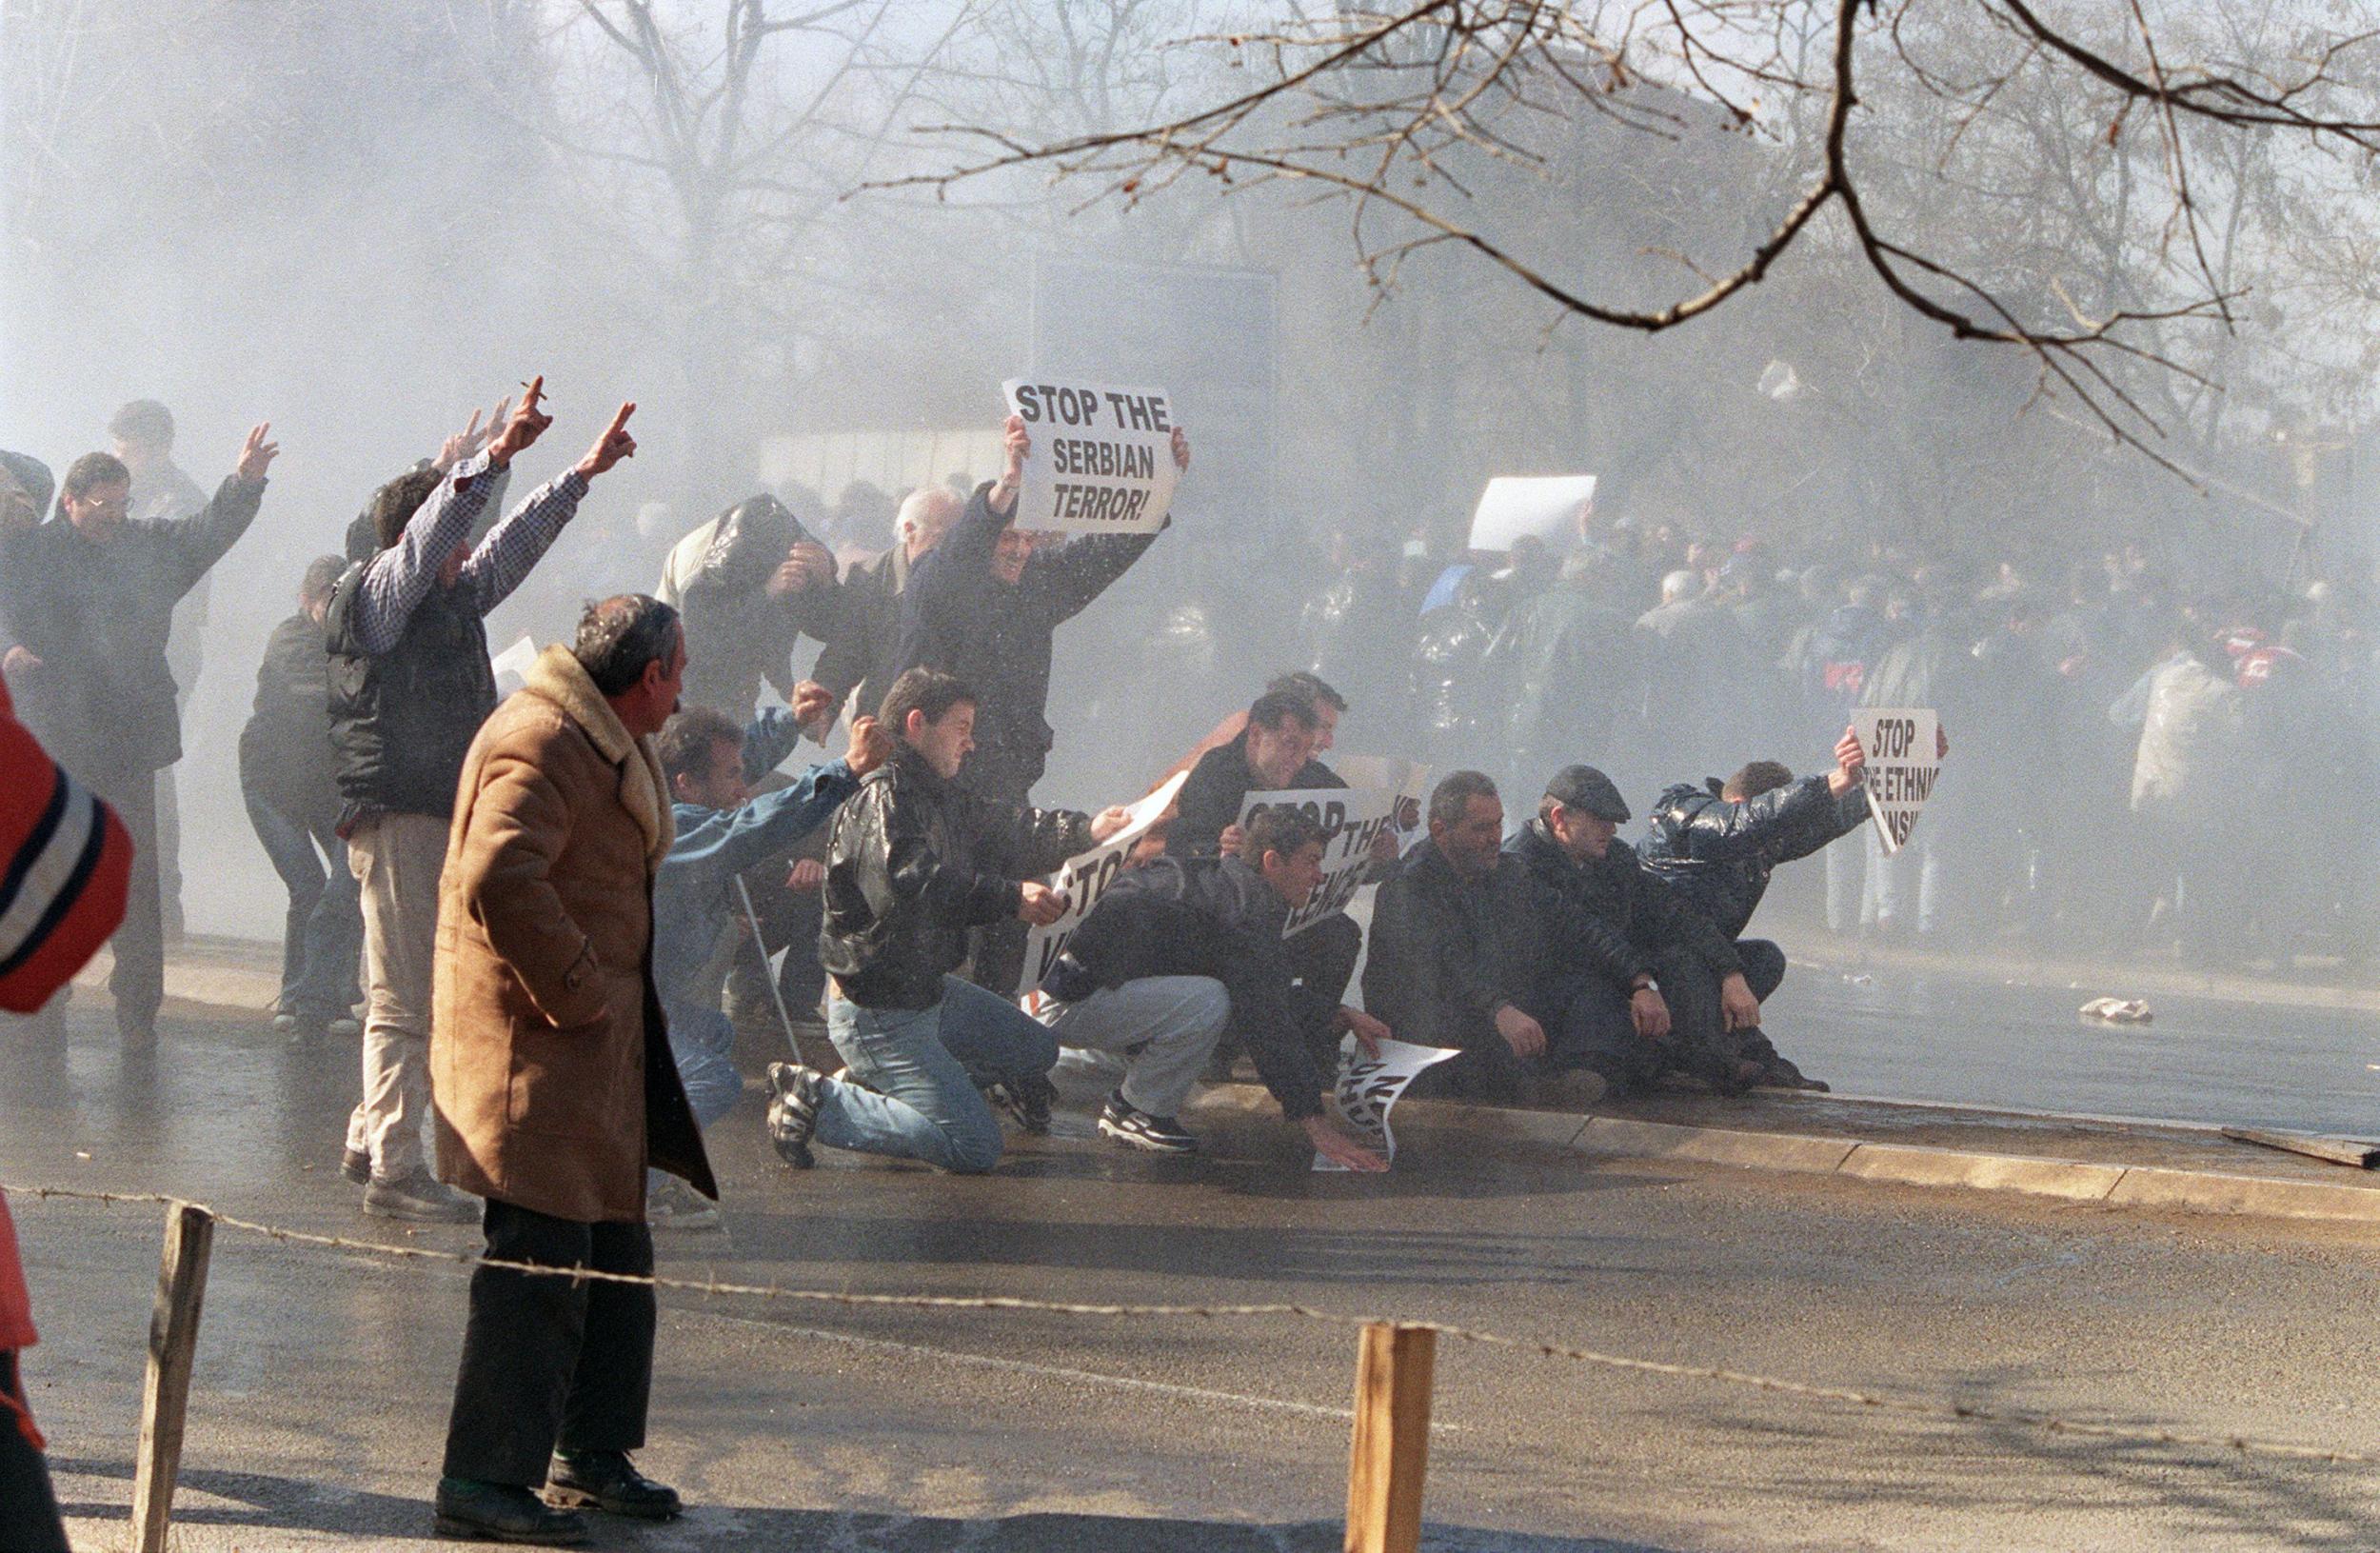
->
xmin=1765 ymin=955 xmax=2380 ymax=1136
xmin=9 ymin=991 xmax=2380 ymax=1551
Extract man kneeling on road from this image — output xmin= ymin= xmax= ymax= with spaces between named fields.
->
xmin=1508 ymin=766 xmax=1771 ymax=1096
xmin=647 ymin=692 xmax=891 ymax=1226
xmin=1037 ymin=806 xmax=1391 ymax=1169
xmin=1638 ymin=726 xmax=1890 ymax=1091
xmin=768 ymin=667 xmax=1131 ymax=1174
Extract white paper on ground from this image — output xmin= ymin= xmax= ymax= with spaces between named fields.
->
xmin=1312 ymin=1036 xmax=1461 ymax=1171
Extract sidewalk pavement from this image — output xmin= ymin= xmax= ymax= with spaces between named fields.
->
xmin=109 ymin=937 xmax=2380 ymax=1227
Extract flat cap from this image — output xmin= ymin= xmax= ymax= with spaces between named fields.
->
xmin=1544 ymin=765 xmax=1630 ymax=824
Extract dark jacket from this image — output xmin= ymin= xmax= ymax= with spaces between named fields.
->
xmin=1046 ymin=854 xmax=1330 ymax=1121
xmin=325 ymin=569 xmax=497 ymax=823
xmin=677 ymin=497 xmax=835 ymax=715
xmin=1639 ymin=776 xmax=1869 ymax=941
xmin=810 ymin=545 xmax=906 ymax=725
xmin=1505 ymin=821 xmax=1741 ymax=986
xmin=894 ymin=483 xmax=1159 ymax=790
xmin=1362 ymin=841 xmax=1542 ymax=1047
xmin=1796 ymin=603 xmax=1898 ymax=733
xmin=1172 ymin=735 xmax=1342 ymax=857
xmin=819 ymin=745 xmax=1092 ymax=1009
xmin=1494 ymin=586 xmax=1636 ymax=759
xmin=238 ymin=611 xmax=339 ymax=826
xmin=0 ymin=475 xmax=265 ymax=776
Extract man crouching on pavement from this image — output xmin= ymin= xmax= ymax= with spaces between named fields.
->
xmin=429 ymin=594 xmax=713 ymax=1545
xmin=768 ymin=666 xmax=1131 ymax=1174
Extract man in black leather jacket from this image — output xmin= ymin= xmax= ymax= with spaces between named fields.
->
xmin=1040 ymin=807 xmax=1390 ymax=1169
xmin=765 ymin=667 xmax=1127 ymax=1175
xmin=1638 ymin=727 xmax=1915 ymax=1091
xmin=1504 ymin=766 xmax=1772 ymax=1096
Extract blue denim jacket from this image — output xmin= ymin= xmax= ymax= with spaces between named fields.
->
xmin=653 ymin=707 xmax=855 ymax=1016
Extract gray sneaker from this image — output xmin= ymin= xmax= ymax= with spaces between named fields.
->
xmin=363 ymin=1168 xmax=478 ymax=1224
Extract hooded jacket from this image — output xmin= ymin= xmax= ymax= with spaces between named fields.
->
xmin=819 ymin=744 xmax=1092 ymax=1009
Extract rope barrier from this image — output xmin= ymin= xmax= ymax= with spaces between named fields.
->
xmin=9 ymin=1180 xmax=2377 ymax=1467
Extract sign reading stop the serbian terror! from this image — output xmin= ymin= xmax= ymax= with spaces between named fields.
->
xmin=1851 ymin=707 xmax=1941 ymax=857
xmin=1001 ymin=379 xmax=1180 ymax=535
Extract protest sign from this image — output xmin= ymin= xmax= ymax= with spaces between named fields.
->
xmin=1851 ymin=707 xmax=1941 ymax=856
xmin=1330 ymin=756 xmax=1429 ymax=844
xmin=1001 ymin=379 xmax=1180 ymax=535
xmin=1236 ymin=786 xmax=1399 ymax=939
xmin=1312 ymin=1036 xmax=1460 ymax=1171
xmin=1467 ymin=475 xmax=1597 ymax=553
xmin=1016 ymin=772 xmax=1187 ymax=997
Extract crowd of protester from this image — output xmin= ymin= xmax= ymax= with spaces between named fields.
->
xmin=1 ymin=381 xmax=2370 ymax=1544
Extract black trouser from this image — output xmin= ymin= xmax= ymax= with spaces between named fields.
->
xmin=0 ymin=1352 xmax=69 ymax=1553
xmin=1214 ymin=913 xmax=1363 ymax=1077
xmin=87 ymin=765 xmax=164 ymax=1035
xmin=442 ymin=1199 xmax=656 ymax=1487
xmin=957 ymin=752 xmax=1043 ymax=1001
xmin=1570 ymin=939 xmax=1790 ymax=1092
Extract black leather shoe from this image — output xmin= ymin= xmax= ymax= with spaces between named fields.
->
xmin=545 ymin=1450 xmax=683 ymax=1520
xmin=432 ymin=1477 xmax=588 ymax=1544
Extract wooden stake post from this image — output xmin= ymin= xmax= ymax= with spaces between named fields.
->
xmin=1345 ymin=1323 xmax=1436 ymax=1553
xmin=131 ymin=1200 xmax=214 ymax=1553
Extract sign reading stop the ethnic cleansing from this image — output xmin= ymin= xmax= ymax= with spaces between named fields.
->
xmin=1851 ymin=707 xmax=1941 ymax=856
xmin=1002 ymin=379 xmax=1180 ymax=535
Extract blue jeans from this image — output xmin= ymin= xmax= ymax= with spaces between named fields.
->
xmin=242 ymin=786 xmax=363 ymax=1021
xmin=818 ymin=976 xmax=1059 ymax=1174
xmin=663 ymin=1001 xmax=743 ymax=1129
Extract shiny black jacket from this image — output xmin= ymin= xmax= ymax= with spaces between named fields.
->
xmin=677 ymin=496 xmax=836 ymax=714
xmin=819 ymin=746 xmax=1091 ymax=1009
xmin=1045 ymin=854 xmax=1330 ymax=1121
xmin=1409 ymin=604 xmax=1501 ymax=738
xmin=1639 ymin=776 xmax=1870 ymax=941
xmin=1362 ymin=841 xmax=1543 ymax=1046
xmin=1505 ymin=821 xmax=1740 ymax=986
xmin=894 ymin=483 xmax=1159 ymax=786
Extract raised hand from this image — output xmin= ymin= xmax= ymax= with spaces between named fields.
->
xmin=436 ymin=408 xmax=485 ymax=472
xmin=989 ymin=412 xmax=1030 ymax=514
xmin=1170 ymin=424 xmax=1191 ymax=472
xmin=486 ymin=377 xmax=552 ymax=467
xmin=234 ymin=423 xmax=280 ymax=484
xmin=573 ymin=402 xmax=636 ymax=480
xmin=844 ymin=713 xmax=892 ymax=777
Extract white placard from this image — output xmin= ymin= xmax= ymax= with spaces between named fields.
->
xmin=1851 ymin=707 xmax=1941 ymax=856
xmin=1467 ymin=475 xmax=1597 ymax=553
xmin=489 ymin=634 xmax=539 ymax=684
xmin=1001 ymin=379 xmax=1181 ymax=535
xmin=1236 ymin=786 xmax=1399 ymax=939
xmin=1312 ymin=1036 xmax=1461 ymax=1171
xmin=1016 ymin=771 xmax=1188 ymax=997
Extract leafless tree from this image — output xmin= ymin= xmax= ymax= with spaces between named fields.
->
xmin=897 ymin=0 xmax=2380 ymax=478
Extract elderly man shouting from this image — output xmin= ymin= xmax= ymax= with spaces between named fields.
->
xmin=428 ymin=594 xmax=714 ymax=1545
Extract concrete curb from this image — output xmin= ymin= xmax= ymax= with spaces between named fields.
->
xmin=1206 ymin=1088 xmax=2380 ymax=1226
